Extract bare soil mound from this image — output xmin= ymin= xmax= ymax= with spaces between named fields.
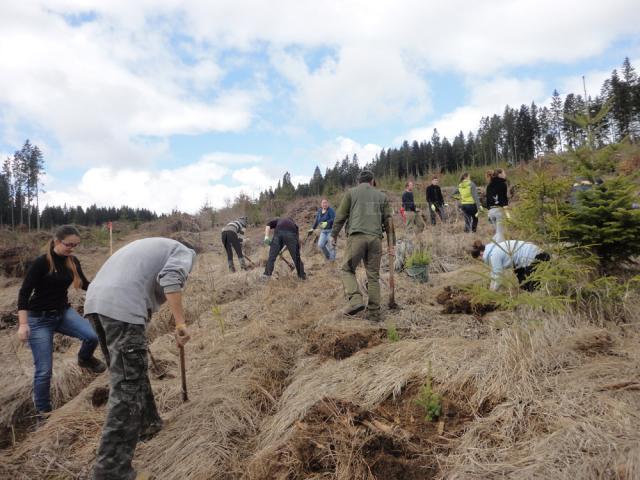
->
xmin=436 ymin=285 xmax=497 ymax=316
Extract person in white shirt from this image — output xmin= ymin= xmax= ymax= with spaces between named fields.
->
xmin=470 ymin=240 xmax=550 ymax=291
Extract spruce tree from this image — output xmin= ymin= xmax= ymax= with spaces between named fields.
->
xmin=565 ymin=176 xmax=640 ymax=269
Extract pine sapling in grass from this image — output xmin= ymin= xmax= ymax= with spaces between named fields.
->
xmin=386 ymin=321 xmax=400 ymax=342
xmin=405 ymin=249 xmax=432 ymax=268
xmin=415 ymin=361 xmax=442 ymax=422
xmin=212 ymin=305 xmax=224 ymax=335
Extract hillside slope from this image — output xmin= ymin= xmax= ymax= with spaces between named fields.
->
xmin=0 ymin=200 xmax=639 ymax=479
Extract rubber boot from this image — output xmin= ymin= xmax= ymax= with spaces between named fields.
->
xmin=239 ymin=258 xmax=247 ymax=270
xmin=228 ymin=260 xmax=236 ymax=272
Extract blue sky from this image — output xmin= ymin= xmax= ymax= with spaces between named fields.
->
xmin=1 ymin=1 xmax=639 ymax=213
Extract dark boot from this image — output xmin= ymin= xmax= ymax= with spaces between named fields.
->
xmin=78 ymin=356 xmax=107 ymax=374
xmin=239 ymin=258 xmax=247 ymax=270
xmin=228 ymin=260 xmax=236 ymax=272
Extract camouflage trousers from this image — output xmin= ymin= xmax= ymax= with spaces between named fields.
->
xmin=91 ymin=315 xmax=162 ymax=480
xmin=341 ymin=233 xmax=382 ymax=313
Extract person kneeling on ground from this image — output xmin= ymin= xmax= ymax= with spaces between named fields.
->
xmin=263 ymin=217 xmax=306 ymax=280
xmin=17 ymin=225 xmax=106 ymax=420
xmin=308 ymin=199 xmax=336 ymax=261
xmin=86 ymin=237 xmax=195 ymax=480
xmin=470 ymin=239 xmax=550 ymax=291
xmin=221 ymin=216 xmax=248 ymax=272
xmin=331 ymin=169 xmax=395 ymax=322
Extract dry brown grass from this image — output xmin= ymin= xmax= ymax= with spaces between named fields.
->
xmin=1 ymin=211 xmax=639 ymax=479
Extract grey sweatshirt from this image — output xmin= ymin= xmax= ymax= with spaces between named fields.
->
xmin=84 ymin=238 xmax=196 ymax=325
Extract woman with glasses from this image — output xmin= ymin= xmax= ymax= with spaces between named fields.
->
xmin=17 ymin=224 xmax=106 ymax=418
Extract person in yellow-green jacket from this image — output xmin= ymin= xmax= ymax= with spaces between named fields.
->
xmin=330 ymin=170 xmax=395 ymax=322
xmin=453 ymin=172 xmax=482 ymax=233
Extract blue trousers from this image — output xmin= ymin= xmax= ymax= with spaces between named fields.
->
xmin=27 ymin=308 xmax=99 ymax=412
xmin=318 ymin=229 xmax=336 ymax=260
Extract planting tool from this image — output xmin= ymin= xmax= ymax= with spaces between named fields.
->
xmin=243 ymin=254 xmax=256 ymax=267
xmin=301 ymin=229 xmax=315 ymax=248
xmin=387 ymin=221 xmax=399 ymax=309
xmin=147 ymin=347 xmax=167 ymax=380
xmin=278 ymin=247 xmax=295 ymax=271
xmin=179 ymin=345 xmax=188 ymax=402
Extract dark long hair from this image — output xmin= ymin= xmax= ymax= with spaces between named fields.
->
xmin=45 ymin=225 xmax=82 ymax=288
xmin=469 ymin=240 xmax=485 ymax=259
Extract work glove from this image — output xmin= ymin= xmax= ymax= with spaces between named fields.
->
xmin=479 ymin=206 xmax=485 ymax=212
xmin=320 ymin=221 xmax=328 ymax=229
xmin=175 ymin=324 xmax=191 ymax=347
xmin=430 ymin=204 xmax=436 ymax=212
xmin=263 ymin=236 xmax=271 ymax=246
xmin=330 ymin=236 xmax=337 ymax=248
xmin=307 ymin=228 xmax=314 ymax=234
xmin=444 ymin=203 xmax=449 ymax=207
xmin=475 ymin=211 xmax=479 ymax=218
xmin=505 ymin=209 xmax=512 ymax=220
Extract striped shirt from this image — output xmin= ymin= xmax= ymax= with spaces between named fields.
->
xmin=222 ymin=219 xmax=247 ymax=237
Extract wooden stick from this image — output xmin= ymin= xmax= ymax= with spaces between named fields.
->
xmin=387 ymin=220 xmax=398 ymax=309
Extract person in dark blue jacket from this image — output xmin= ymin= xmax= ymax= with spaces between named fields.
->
xmin=309 ymin=199 xmax=336 ymax=260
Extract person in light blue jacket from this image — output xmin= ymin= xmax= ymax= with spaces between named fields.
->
xmin=470 ymin=239 xmax=550 ymax=291
xmin=309 ymin=199 xmax=336 ymax=261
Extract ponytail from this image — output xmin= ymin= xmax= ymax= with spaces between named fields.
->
xmin=45 ymin=225 xmax=82 ymax=288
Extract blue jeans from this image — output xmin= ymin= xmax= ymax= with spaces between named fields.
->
xmin=318 ymin=229 xmax=336 ymax=260
xmin=27 ymin=308 xmax=99 ymax=412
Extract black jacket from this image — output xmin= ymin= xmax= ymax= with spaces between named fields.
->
xmin=18 ymin=253 xmax=89 ymax=311
xmin=426 ymin=185 xmax=444 ymax=205
xmin=401 ymin=191 xmax=416 ymax=212
xmin=485 ymin=177 xmax=508 ymax=208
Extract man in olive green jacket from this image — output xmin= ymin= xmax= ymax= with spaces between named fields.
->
xmin=331 ymin=170 xmax=395 ymax=321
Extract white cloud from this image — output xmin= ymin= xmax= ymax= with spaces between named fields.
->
xmin=41 ymin=153 xmax=281 ymax=213
xmin=559 ymin=57 xmax=640 ymax=98
xmin=0 ymin=2 xmax=258 ymax=169
xmin=403 ymin=77 xmax=547 ymax=141
xmin=1 ymin=0 xmax=638 ymax=176
xmin=273 ymin=45 xmax=431 ymax=129
xmin=313 ymin=136 xmax=382 ymax=169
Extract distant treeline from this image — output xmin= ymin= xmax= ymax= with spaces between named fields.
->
xmin=39 ymin=204 xmax=159 ymax=229
xmin=260 ymin=57 xmax=639 ymax=202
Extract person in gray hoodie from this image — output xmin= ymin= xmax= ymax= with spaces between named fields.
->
xmin=86 ymin=237 xmax=196 ymax=480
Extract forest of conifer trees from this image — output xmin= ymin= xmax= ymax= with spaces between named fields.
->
xmin=262 ymin=57 xmax=640 ymax=202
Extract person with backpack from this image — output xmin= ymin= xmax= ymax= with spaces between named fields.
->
xmin=308 ymin=199 xmax=336 ymax=261
xmin=453 ymin=172 xmax=482 ymax=233
xmin=485 ymin=169 xmax=509 ymax=242
xmin=221 ymin=216 xmax=248 ymax=272
xmin=16 ymin=225 xmax=106 ymax=418
xmin=470 ymin=239 xmax=550 ymax=291
xmin=426 ymin=176 xmax=446 ymax=225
